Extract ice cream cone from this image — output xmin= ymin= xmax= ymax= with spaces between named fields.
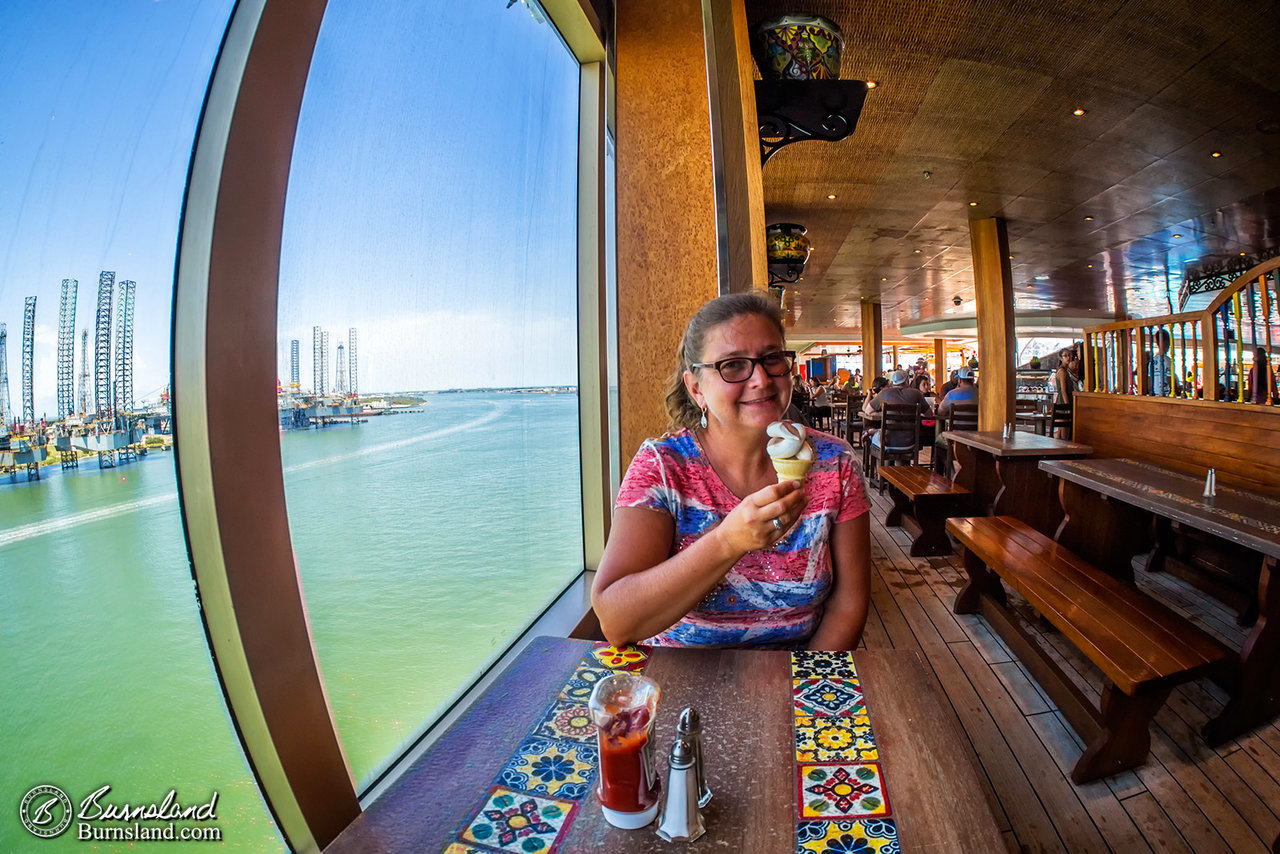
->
xmin=772 ymin=456 xmax=813 ymax=482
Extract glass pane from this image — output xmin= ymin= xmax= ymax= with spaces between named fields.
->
xmin=0 ymin=4 xmax=280 ymax=851
xmin=278 ymin=0 xmax=583 ymax=789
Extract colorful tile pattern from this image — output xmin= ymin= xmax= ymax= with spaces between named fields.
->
xmin=499 ymin=737 xmax=597 ymax=798
xmin=460 ymin=787 xmax=575 ymax=852
xmin=794 ymin=677 xmax=866 ymax=716
xmin=795 ymin=714 xmax=877 ymax=762
xmin=791 ymin=651 xmax=896 ymax=851
xmin=799 ymin=762 xmax=890 ymax=819
xmin=442 ymin=643 xmax=650 ymax=853
xmin=796 ymin=818 xmax=900 ymax=853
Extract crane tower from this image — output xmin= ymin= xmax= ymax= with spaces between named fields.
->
xmin=320 ymin=330 xmax=330 ymax=396
xmin=0 ymin=323 xmax=10 ymax=432
xmin=290 ymin=339 xmax=300 ymax=390
xmin=312 ymin=326 xmax=321 ymax=396
xmin=22 ymin=296 xmax=36 ymax=429
xmin=57 ymin=278 xmax=78 ymax=420
xmin=94 ymin=271 xmax=115 ymax=419
xmin=78 ymin=329 xmax=90 ymax=416
xmin=348 ymin=327 xmax=358 ymax=397
xmin=114 ymin=280 xmax=136 ymax=418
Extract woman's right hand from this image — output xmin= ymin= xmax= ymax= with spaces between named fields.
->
xmin=713 ymin=479 xmax=807 ymax=555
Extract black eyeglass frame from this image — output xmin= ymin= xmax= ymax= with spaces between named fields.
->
xmin=689 ymin=350 xmax=797 ymax=383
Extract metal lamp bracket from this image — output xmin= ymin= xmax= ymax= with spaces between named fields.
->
xmin=756 ymin=80 xmax=869 ymax=165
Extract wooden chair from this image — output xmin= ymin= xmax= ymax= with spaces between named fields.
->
xmin=1050 ymin=402 xmax=1073 ymax=439
xmin=867 ymin=403 xmax=920 ymax=491
xmin=933 ymin=402 xmax=977 ymax=476
xmin=845 ymin=395 xmax=866 ymax=447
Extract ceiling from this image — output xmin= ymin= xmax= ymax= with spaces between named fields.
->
xmin=744 ymin=0 xmax=1280 ymax=341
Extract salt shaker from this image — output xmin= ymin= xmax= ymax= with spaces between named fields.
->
xmin=676 ymin=706 xmax=711 ymax=807
xmin=655 ymin=738 xmax=705 ymax=842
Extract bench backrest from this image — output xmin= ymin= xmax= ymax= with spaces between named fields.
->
xmin=1073 ymin=392 xmax=1280 ymax=499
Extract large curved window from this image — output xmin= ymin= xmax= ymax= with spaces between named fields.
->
xmin=278 ymin=0 xmax=584 ymax=789
xmin=0 ymin=4 xmax=281 ymax=851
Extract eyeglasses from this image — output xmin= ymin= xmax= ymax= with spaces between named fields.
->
xmin=690 ymin=350 xmax=796 ymax=383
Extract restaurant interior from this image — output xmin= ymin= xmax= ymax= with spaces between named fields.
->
xmin=175 ymin=0 xmax=1280 ymax=851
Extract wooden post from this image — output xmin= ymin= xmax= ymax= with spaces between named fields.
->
xmin=1204 ymin=312 xmax=1220 ymax=401
xmin=861 ymin=300 xmax=883 ymax=383
xmin=891 ymin=345 xmax=900 ymax=372
xmin=616 ymin=0 xmax=720 ymax=460
xmin=934 ymin=338 xmax=946 ymax=383
xmin=702 ymin=0 xmax=766 ymax=293
xmin=970 ymin=218 xmax=1015 ymax=431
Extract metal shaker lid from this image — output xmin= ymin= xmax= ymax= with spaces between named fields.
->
xmin=669 ymin=737 xmax=694 ymax=769
xmin=676 ymin=706 xmax=700 ymax=735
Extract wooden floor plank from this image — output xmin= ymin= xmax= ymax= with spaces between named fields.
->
xmin=1026 ymin=710 xmax=1153 ymax=854
xmin=1121 ymin=791 xmax=1192 ymax=854
xmin=993 ymin=660 xmax=1054 ymax=716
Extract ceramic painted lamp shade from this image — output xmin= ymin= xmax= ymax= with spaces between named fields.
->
xmin=751 ymin=14 xmax=844 ymax=80
xmin=766 ymin=223 xmax=812 ymax=265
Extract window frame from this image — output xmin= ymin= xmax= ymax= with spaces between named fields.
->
xmin=171 ymin=0 xmax=611 ymax=848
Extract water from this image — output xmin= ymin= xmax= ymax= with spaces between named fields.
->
xmin=0 ymin=392 xmax=583 ymax=851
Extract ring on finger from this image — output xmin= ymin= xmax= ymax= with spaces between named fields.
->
xmin=771 ymin=517 xmax=784 ymax=532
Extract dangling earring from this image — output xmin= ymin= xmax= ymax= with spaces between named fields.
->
xmin=700 ymin=406 xmax=708 ymax=429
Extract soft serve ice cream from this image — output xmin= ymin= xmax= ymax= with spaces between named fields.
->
xmin=766 ymin=420 xmax=814 ymax=482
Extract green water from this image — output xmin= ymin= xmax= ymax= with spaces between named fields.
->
xmin=0 ymin=392 xmax=583 ymax=851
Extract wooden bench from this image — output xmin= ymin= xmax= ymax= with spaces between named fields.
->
xmin=947 ymin=515 xmax=1230 ymax=783
xmin=878 ymin=465 xmax=971 ymax=556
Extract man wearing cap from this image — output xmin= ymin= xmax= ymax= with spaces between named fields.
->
xmin=867 ymin=370 xmax=932 ymax=459
xmin=936 ymin=367 xmax=977 ymax=418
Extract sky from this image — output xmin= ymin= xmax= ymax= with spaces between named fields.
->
xmin=0 ymin=0 xmax=581 ymax=423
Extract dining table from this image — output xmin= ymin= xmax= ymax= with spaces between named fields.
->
xmin=1040 ymin=457 xmax=1280 ymax=745
xmin=326 ymin=636 xmax=1004 ymax=853
xmin=942 ymin=430 xmax=1093 ymax=537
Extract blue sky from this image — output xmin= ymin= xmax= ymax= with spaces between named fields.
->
xmin=0 ymin=0 xmax=580 ymax=421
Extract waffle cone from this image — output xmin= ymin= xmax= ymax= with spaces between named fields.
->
xmin=772 ymin=456 xmax=813 ymax=483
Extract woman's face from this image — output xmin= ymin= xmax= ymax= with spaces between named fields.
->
xmin=684 ymin=313 xmax=791 ymax=433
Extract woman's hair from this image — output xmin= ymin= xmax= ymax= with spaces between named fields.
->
xmin=664 ymin=292 xmax=786 ymax=431
xmin=869 ymin=376 xmax=889 ymax=394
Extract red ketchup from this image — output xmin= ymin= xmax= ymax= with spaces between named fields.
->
xmin=588 ymin=674 xmax=661 ymax=828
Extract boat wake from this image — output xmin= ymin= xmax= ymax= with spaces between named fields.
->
xmin=0 ymin=401 xmax=511 ymax=550
xmin=283 ymin=399 xmax=508 ymax=474
xmin=0 ymin=493 xmax=176 ymax=551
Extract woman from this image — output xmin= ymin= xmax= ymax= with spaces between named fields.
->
xmin=1248 ymin=347 xmax=1277 ymax=404
xmin=1053 ymin=347 xmax=1080 ymax=406
xmin=591 ymin=293 xmax=871 ymax=650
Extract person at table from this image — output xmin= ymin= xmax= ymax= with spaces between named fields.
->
xmin=1248 ymin=347 xmax=1277 ymax=405
xmin=866 ymin=369 xmax=932 ymax=454
xmin=860 ymin=376 xmax=888 ymax=426
xmin=932 ymin=368 xmax=977 ymax=456
xmin=592 ymin=293 xmax=872 ymax=650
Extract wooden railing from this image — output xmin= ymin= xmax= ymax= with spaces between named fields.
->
xmin=1084 ymin=256 xmax=1280 ymax=404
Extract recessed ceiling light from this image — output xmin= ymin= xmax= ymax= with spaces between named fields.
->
xmin=969 ymin=201 xmax=979 ymax=207
xmin=913 ymin=249 xmax=921 ymax=254
xmin=881 ymin=277 xmax=888 ymax=281
xmin=1088 ymin=264 xmax=1094 ymax=268
xmin=1072 ymin=108 xmax=1087 ymax=116
xmin=1084 ymin=216 xmax=1094 ymax=221
xmin=1211 ymin=151 xmax=1222 ymax=158
xmin=1172 ymin=233 xmax=1182 ymax=238
xmin=866 ymin=80 xmax=878 ymax=89
xmin=1240 ymin=251 xmax=1247 ymax=256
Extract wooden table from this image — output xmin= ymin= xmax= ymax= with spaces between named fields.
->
xmin=1040 ymin=457 xmax=1280 ymax=745
xmin=943 ymin=430 xmax=1093 ymax=537
xmin=1014 ymin=412 xmax=1051 ymax=435
xmin=327 ymin=637 xmax=1003 ymax=852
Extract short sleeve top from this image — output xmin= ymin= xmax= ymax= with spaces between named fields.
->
xmin=615 ymin=428 xmax=869 ymax=648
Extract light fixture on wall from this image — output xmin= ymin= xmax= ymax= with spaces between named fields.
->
xmin=750 ymin=14 xmax=869 ymax=165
